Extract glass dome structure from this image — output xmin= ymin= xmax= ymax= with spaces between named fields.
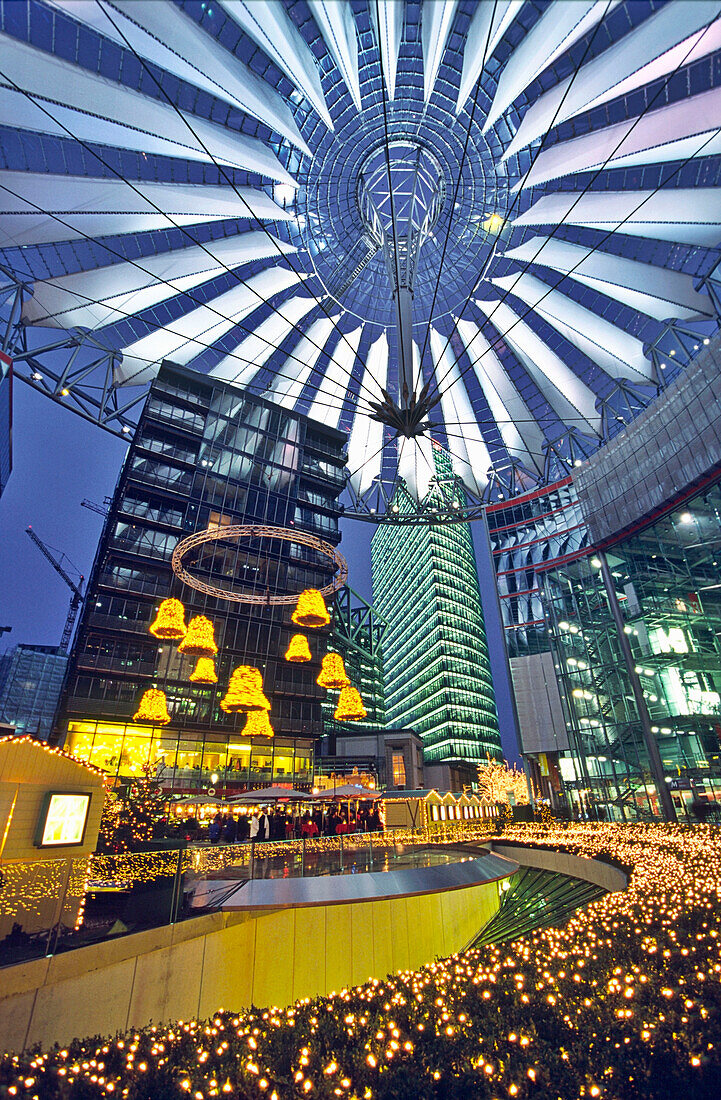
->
xmin=1 ymin=0 xmax=721 ymax=521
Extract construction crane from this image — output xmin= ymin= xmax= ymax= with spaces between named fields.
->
xmin=81 ymin=497 xmax=111 ymax=517
xmin=25 ymin=526 xmax=85 ymax=654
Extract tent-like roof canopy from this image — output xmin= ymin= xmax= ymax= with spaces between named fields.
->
xmin=1 ymin=0 xmax=720 ymax=519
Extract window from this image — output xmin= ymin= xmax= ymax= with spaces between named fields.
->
xmin=391 ymin=752 xmax=406 ymax=787
xmin=208 ymin=511 xmax=233 ymax=528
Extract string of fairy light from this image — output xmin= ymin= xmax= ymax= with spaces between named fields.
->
xmin=3 ymin=822 xmax=721 ymax=1097
xmin=88 ymin=822 xmax=496 ymax=887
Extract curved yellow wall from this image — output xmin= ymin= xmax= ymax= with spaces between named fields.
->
xmin=0 ymin=879 xmax=502 ymax=1053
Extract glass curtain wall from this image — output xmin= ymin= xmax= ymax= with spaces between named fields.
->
xmin=543 ymin=485 xmax=721 ymax=820
xmin=59 ymin=362 xmax=345 ymax=795
xmin=371 ymin=447 xmax=501 ymax=765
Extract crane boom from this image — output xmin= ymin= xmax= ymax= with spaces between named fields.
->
xmin=25 ymin=526 xmax=85 ymax=653
xmin=81 ymin=498 xmax=111 ymax=517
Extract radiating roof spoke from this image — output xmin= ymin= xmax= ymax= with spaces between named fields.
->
xmin=0 ymin=173 xmax=289 ymax=248
xmin=370 ymin=0 xmax=403 ymax=103
xmin=473 ymin=298 xmax=603 ymax=437
xmin=0 ymin=34 xmax=297 ymax=183
xmin=45 ymin=0 xmax=311 ymax=155
xmin=217 ymin=0 xmax=333 ymax=130
xmin=208 ymin=293 xmax=318 ymax=386
xmin=22 ymin=233 xmax=295 ymax=330
xmin=491 ymin=271 xmax=654 ymax=382
xmin=115 ymin=267 xmax=304 ymax=386
xmin=512 ymin=189 xmax=721 ymax=246
xmin=308 ymin=0 xmax=362 ymax=113
xmin=264 ymin=315 xmax=339 ymax=409
xmin=502 ymin=236 xmax=713 ymax=322
xmin=307 ymin=325 xmax=363 ymax=429
xmin=516 ymin=85 xmax=721 ymax=189
xmin=421 ymin=0 xmax=458 ymax=104
xmin=455 ymin=318 xmax=546 ymax=476
xmin=397 ymin=433 xmax=436 ymax=503
xmin=347 ymin=333 xmax=389 ymax=497
xmin=456 ymin=0 xmax=522 ymax=112
xmin=430 ymin=327 xmax=490 ymax=497
xmin=502 ymin=1 xmax=721 ymax=161
xmin=484 ymin=0 xmax=620 ymax=133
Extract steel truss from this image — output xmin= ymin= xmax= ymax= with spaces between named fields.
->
xmin=3 ymin=260 xmax=721 ymax=524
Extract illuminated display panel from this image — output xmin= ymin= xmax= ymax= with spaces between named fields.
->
xmin=35 ymin=792 xmax=91 ymax=848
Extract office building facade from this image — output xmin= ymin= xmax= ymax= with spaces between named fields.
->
xmin=0 ymin=644 xmax=68 ymax=739
xmin=542 ymin=501 xmax=721 ymax=821
xmin=371 ymin=447 xmax=501 ymax=767
xmin=57 ymin=361 xmax=346 ymax=794
xmin=486 ymin=337 xmax=721 ymax=820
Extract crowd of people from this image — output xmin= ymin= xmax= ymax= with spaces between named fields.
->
xmin=190 ymin=802 xmax=385 ymax=845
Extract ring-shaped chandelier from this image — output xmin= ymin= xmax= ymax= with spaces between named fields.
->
xmin=171 ymin=525 xmax=348 ymax=605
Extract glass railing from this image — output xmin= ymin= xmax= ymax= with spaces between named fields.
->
xmin=0 ymin=824 xmax=496 ymax=969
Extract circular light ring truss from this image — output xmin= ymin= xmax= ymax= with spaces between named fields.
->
xmin=171 ymin=524 xmax=348 ymax=604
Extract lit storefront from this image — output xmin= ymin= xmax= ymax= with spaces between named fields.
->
xmin=65 ymin=719 xmax=313 ymax=794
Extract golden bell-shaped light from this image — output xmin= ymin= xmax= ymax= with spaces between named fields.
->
xmin=220 ymin=665 xmax=271 ymax=713
xmin=189 ymin=656 xmax=218 ymax=684
xmin=149 ymin=598 xmax=187 ymax=640
xmin=317 ymin=651 xmax=350 ymax=690
xmin=178 ymin=615 xmax=218 ymax=657
xmin=291 ymin=588 xmax=330 ymax=628
xmin=285 ymin=633 xmax=312 ymax=663
xmin=241 ymin=709 xmax=274 ymax=739
xmin=334 ymin=685 xmax=367 ymax=722
xmin=133 ymin=688 xmax=171 ymax=725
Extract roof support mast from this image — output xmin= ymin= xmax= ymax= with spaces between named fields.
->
xmin=358 ymin=142 xmax=445 ymax=436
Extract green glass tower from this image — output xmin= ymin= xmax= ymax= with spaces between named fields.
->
xmin=371 ymin=448 xmax=501 ymax=765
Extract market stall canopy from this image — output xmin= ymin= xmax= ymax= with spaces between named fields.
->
xmin=173 ymin=795 xmax=227 ymax=807
xmin=229 ymin=786 xmax=312 ymax=804
xmin=314 ymin=785 xmax=381 ymax=801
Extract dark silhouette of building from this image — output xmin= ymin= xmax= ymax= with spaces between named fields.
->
xmin=56 ymin=361 xmax=346 ymax=795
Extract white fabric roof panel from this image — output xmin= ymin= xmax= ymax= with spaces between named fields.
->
xmin=264 ymin=315 xmax=339 ymax=409
xmin=516 ymin=85 xmax=721 ymax=190
xmin=307 ymin=325 xmax=363 ymax=429
xmin=46 ymin=0 xmax=311 ymax=156
xmin=484 ymin=1 xmax=620 ymax=132
xmin=421 ymin=0 xmax=458 ymax=103
xmin=369 ymin=1 xmax=402 ymax=102
xmin=0 ymin=35 xmax=297 ymax=185
xmin=430 ymin=328 xmax=490 ymax=496
xmin=347 ymin=332 xmax=389 ymax=497
xmin=217 ymin=0 xmax=333 ymax=130
xmin=115 ymin=267 xmax=303 ymax=386
xmin=455 ymin=318 xmax=545 ymax=475
xmin=492 ymin=272 xmax=653 ymax=382
xmin=502 ymin=1 xmax=721 ymax=161
xmin=512 ymin=189 xmax=721 ymax=246
xmin=397 ymin=433 xmax=436 ymax=503
xmin=503 ymin=236 xmax=713 ymax=321
xmin=209 ymin=294 xmax=318 ymax=386
xmin=473 ymin=298 xmax=603 ymax=437
xmin=308 ymin=1 xmax=362 ymax=113
xmin=0 ymin=173 xmax=290 ymax=248
xmin=23 ymin=233 xmax=296 ymax=329
xmin=456 ymin=0 xmax=522 ymax=112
